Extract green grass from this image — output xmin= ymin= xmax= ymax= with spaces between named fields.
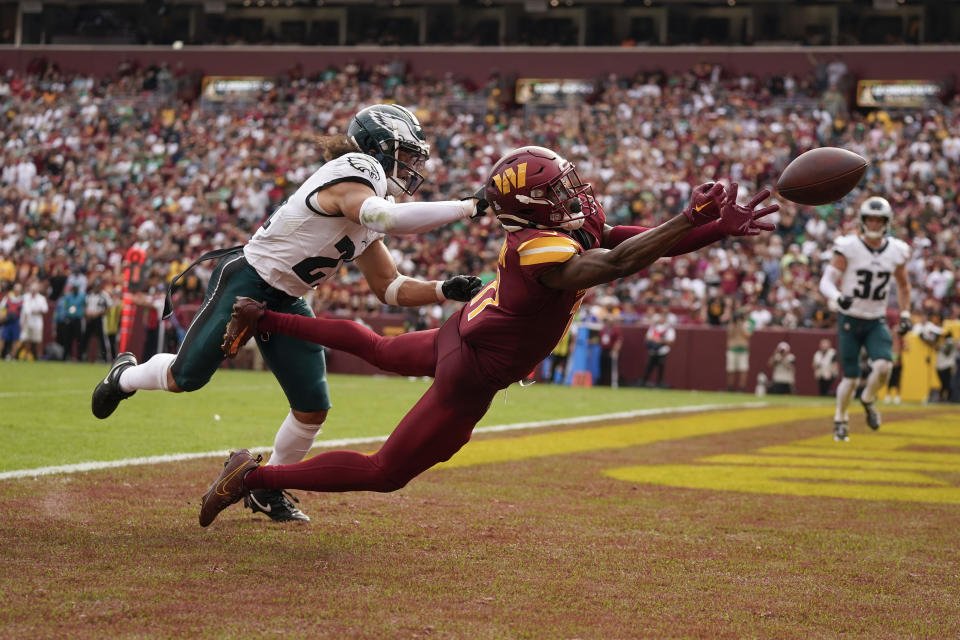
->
xmin=1 ymin=360 xmax=830 ymax=471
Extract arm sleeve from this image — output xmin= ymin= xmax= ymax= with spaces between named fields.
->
xmin=604 ymin=221 xmax=725 ymax=256
xmin=358 ymin=196 xmax=474 ymax=235
xmin=819 ymin=264 xmax=843 ymax=302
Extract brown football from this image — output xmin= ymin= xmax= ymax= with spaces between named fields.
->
xmin=776 ymin=147 xmax=868 ymax=206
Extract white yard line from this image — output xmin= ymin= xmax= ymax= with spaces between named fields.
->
xmin=0 ymin=402 xmax=769 ymax=480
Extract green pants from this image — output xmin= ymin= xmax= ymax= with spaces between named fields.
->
xmin=837 ymin=313 xmax=893 ymax=379
xmin=170 ymin=251 xmax=331 ymax=412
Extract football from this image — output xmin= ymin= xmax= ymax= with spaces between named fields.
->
xmin=775 ymin=147 xmax=868 ymax=206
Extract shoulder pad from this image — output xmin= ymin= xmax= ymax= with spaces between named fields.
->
xmin=516 ymin=232 xmax=580 ymax=266
xmin=832 ymin=234 xmax=856 ymax=255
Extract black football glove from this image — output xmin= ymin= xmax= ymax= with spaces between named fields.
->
xmin=441 ymin=275 xmax=483 ymax=302
xmin=897 ymin=312 xmax=912 ymax=336
xmin=837 ymin=295 xmax=854 ymax=311
xmin=461 ymin=186 xmax=489 ymax=219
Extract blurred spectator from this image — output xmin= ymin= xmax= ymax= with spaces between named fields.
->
xmin=81 ymin=278 xmax=113 ymax=362
xmin=641 ymin=312 xmax=675 ymax=388
xmin=56 ymin=284 xmax=85 ymax=360
xmin=935 ymin=330 xmax=956 ymax=402
xmin=767 ymin=341 xmax=796 ymax=394
xmin=597 ymin=316 xmax=623 ymax=388
xmin=812 ymin=338 xmax=838 ymax=397
xmin=19 ymin=279 xmax=49 ymax=361
xmin=885 ymin=331 xmax=904 ymax=405
xmin=725 ymin=306 xmax=752 ymax=392
xmin=548 ymin=328 xmax=572 ymax=384
xmin=0 ymin=282 xmax=23 ymax=359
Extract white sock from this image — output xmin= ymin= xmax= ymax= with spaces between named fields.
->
xmin=860 ymin=360 xmax=892 ymax=404
xmin=118 ymin=353 xmax=175 ymax=393
xmin=835 ymin=377 xmax=857 ymax=422
xmin=266 ymin=411 xmax=323 ymax=466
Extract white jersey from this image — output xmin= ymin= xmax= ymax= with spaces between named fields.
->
xmin=832 ymin=234 xmax=910 ymax=320
xmin=244 ymin=153 xmax=388 ymax=297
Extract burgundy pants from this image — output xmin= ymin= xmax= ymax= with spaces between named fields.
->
xmin=244 ymin=312 xmax=498 ymax=493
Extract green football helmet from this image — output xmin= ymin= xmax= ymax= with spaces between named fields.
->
xmin=348 ymin=104 xmax=430 ymax=196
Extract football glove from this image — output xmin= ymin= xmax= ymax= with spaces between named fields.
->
xmin=837 ymin=295 xmax=854 ymax=311
xmin=897 ymin=311 xmax=912 ymax=335
xmin=441 ymin=275 xmax=483 ymax=302
xmin=682 ymin=182 xmax=725 ymax=226
xmin=461 ymin=187 xmax=489 ymax=219
xmin=717 ymin=184 xmax=779 ymax=237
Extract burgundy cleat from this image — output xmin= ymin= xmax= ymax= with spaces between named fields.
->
xmin=199 ymin=449 xmax=262 ymax=527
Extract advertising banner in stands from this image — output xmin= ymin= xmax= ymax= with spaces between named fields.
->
xmin=200 ymin=76 xmax=274 ymax=103
xmin=856 ymin=79 xmax=942 ymax=108
xmin=515 ymin=78 xmax=594 ymax=104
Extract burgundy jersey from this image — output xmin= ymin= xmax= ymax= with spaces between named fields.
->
xmin=457 ymin=203 xmax=606 ymax=386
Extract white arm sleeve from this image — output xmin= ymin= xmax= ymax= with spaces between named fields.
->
xmin=819 ymin=264 xmax=843 ymax=302
xmin=359 ymin=196 xmax=474 ymax=235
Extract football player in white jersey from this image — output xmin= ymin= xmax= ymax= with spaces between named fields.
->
xmin=92 ymin=104 xmax=487 ymax=521
xmin=818 ymin=196 xmax=912 ymax=442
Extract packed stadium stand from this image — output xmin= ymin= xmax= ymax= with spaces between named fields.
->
xmin=0 ymin=1 xmax=957 ymax=396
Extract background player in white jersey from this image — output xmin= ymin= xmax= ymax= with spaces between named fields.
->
xmin=818 ymin=196 xmax=912 ymax=442
xmin=92 ymin=104 xmax=487 ymax=521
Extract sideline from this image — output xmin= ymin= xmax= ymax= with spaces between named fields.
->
xmin=0 ymin=402 xmax=769 ymax=480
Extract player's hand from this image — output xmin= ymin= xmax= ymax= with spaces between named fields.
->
xmin=717 ymin=184 xmax=779 ymax=237
xmin=441 ymin=275 xmax=483 ymax=302
xmin=682 ymin=182 xmax=725 ymax=226
xmin=837 ymin=295 xmax=854 ymax=311
xmin=461 ymin=187 xmax=488 ymax=219
xmin=897 ymin=311 xmax=912 ymax=335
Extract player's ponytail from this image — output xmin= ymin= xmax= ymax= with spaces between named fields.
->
xmin=316 ymin=135 xmax=361 ymax=162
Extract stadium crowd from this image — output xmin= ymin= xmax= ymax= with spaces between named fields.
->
xmin=0 ymin=57 xmax=958 ymax=362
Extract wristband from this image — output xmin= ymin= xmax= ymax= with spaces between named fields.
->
xmin=436 ymin=280 xmax=445 ymax=302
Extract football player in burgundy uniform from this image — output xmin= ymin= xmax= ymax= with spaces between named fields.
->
xmin=92 ymin=104 xmax=487 ymax=522
xmin=199 ymin=145 xmax=779 ymax=527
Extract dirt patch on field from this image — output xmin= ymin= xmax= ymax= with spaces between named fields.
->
xmin=3 ymin=408 xmax=959 ymax=639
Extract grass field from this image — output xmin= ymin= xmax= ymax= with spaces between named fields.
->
xmin=3 ymin=360 xmax=959 ymax=638
xmin=2 ymin=360 xmax=827 ymax=472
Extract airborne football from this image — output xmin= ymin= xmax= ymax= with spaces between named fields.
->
xmin=776 ymin=147 xmax=869 ymax=206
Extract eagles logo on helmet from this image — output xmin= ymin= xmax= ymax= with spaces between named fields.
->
xmin=484 ymin=146 xmax=594 ymax=232
xmin=348 ymin=104 xmax=430 ymax=196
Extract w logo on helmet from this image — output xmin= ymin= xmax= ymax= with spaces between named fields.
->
xmin=492 ymin=163 xmax=527 ymax=194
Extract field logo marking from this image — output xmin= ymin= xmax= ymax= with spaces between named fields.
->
xmin=605 ymin=414 xmax=960 ymax=504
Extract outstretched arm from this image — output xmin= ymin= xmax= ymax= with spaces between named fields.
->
xmin=540 ymin=183 xmax=726 ymax=291
xmin=315 ymin=181 xmax=485 ymax=235
xmin=355 ymin=239 xmax=481 ymax=306
xmin=604 ymin=221 xmax=726 ymax=255
xmin=603 ymin=186 xmax=778 ymax=255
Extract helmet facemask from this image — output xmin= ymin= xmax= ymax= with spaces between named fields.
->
xmin=380 ymin=139 xmax=429 ymax=197
xmin=501 ymin=162 xmax=593 ymax=231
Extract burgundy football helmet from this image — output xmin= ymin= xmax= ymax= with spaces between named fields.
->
xmin=484 ymin=146 xmax=594 ymax=231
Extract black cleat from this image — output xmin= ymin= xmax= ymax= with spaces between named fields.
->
xmin=244 ymin=488 xmax=311 ymax=522
xmin=833 ymin=421 xmax=850 ymax=442
xmin=91 ymin=352 xmax=138 ymax=419
xmin=860 ymin=399 xmax=881 ymax=431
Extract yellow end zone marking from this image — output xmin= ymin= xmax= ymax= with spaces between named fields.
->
xmin=702 ymin=453 xmax=960 ymax=473
xmin=603 ymin=464 xmax=960 ymax=504
xmin=437 ymin=405 xmax=960 ymax=504
xmin=438 ymin=406 xmax=827 ymax=469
